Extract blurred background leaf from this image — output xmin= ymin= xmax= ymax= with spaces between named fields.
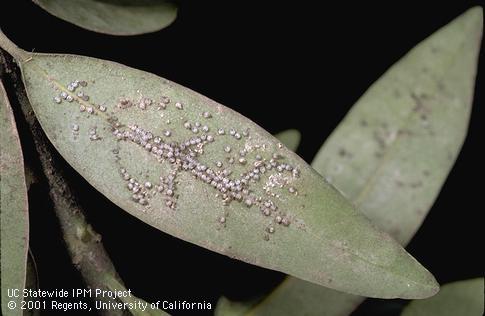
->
xmin=402 ymin=278 xmax=484 ymax=316
xmin=274 ymin=129 xmax=301 ymax=152
xmin=33 ymin=0 xmax=177 ymax=35
xmin=220 ymin=6 xmax=483 ymax=316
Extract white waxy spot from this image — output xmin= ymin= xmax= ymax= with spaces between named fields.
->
xmin=175 ymin=102 xmax=183 ymax=109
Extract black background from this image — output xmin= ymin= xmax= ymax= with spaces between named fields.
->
xmin=1 ymin=1 xmax=483 ymax=315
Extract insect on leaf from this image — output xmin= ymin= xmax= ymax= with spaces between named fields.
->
xmin=0 ymin=30 xmax=438 ymax=299
xmin=246 ymin=6 xmax=483 ymax=316
xmin=33 ymin=0 xmax=178 ymax=36
xmin=1 ymin=81 xmax=29 ymax=316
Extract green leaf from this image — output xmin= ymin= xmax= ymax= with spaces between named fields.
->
xmin=402 ymin=278 xmax=484 ymax=316
xmin=1 ymin=81 xmax=29 ymax=316
xmin=246 ymin=7 xmax=483 ymax=316
xmin=33 ymin=0 xmax=178 ymax=36
xmin=0 ymin=32 xmax=438 ymax=299
xmin=274 ymin=129 xmax=301 ymax=152
xmin=104 ymin=276 xmax=170 ymax=316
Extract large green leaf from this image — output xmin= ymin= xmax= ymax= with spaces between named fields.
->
xmin=402 ymin=278 xmax=484 ymax=316
xmin=1 ymin=81 xmax=29 ymax=316
xmin=33 ymin=0 xmax=177 ymax=36
xmin=274 ymin=129 xmax=301 ymax=152
xmin=245 ymin=7 xmax=483 ymax=316
xmin=0 ymin=32 xmax=438 ymax=299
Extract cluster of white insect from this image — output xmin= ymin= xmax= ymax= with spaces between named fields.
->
xmin=54 ymin=81 xmax=301 ymax=238
xmin=53 ymin=80 xmax=109 ymax=125
xmin=53 ymin=80 xmax=88 ymax=104
xmin=109 ymin=100 xmax=299 ymax=236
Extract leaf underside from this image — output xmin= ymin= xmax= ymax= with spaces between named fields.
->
xmin=243 ymin=6 xmax=483 ymax=316
xmin=1 ymin=81 xmax=29 ymax=316
xmin=34 ymin=0 xmax=178 ymax=35
xmin=0 ymin=25 xmax=438 ymax=298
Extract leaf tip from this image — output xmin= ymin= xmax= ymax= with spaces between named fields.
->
xmin=459 ymin=6 xmax=483 ymax=36
xmin=400 ymin=256 xmax=440 ymax=299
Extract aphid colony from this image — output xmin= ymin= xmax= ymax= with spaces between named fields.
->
xmin=54 ymin=80 xmax=301 ymax=237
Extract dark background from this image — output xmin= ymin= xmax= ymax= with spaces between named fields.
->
xmin=1 ymin=1 xmax=483 ymax=315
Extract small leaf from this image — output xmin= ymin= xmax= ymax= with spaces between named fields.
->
xmin=104 ymin=276 xmax=169 ymax=316
xmin=248 ymin=7 xmax=483 ymax=316
xmin=1 ymin=81 xmax=29 ymax=316
xmin=0 ymin=31 xmax=438 ymax=299
xmin=274 ymin=129 xmax=301 ymax=152
xmin=33 ymin=0 xmax=178 ymax=36
xmin=214 ymin=296 xmax=257 ymax=316
xmin=402 ymin=278 xmax=484 ymax=316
